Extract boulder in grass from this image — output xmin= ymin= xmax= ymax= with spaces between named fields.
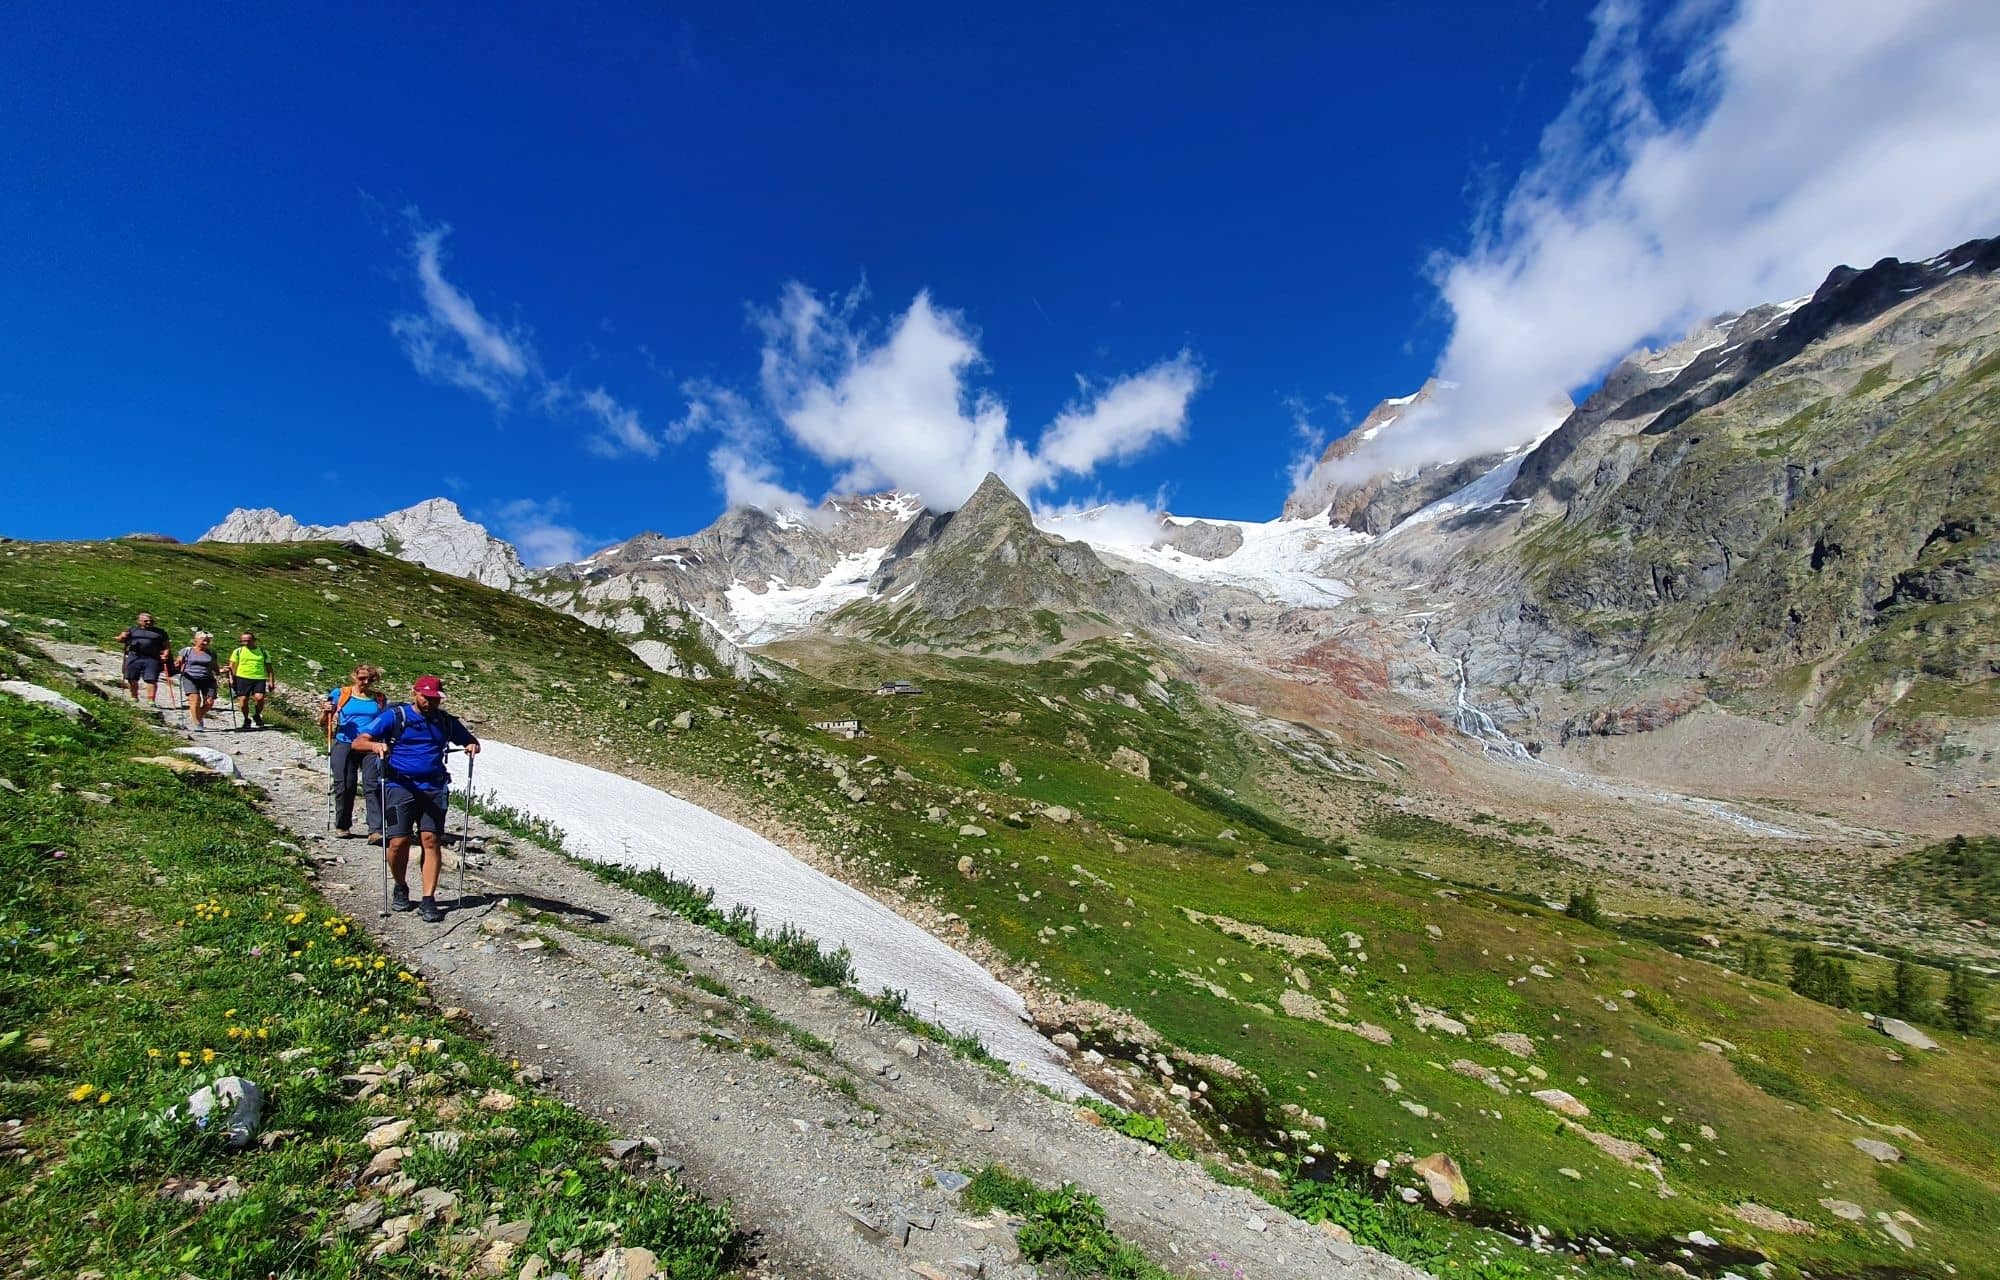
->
xmin=180 ymin=1075 xmax=264 ymax=1149
xmin=0 ymin=682 xmax=90 ymax=721
xmin=1412 ymin=1152 xmax=1469 ymax=1207
xmin=1532 ymin=1088 xmax=1590 ymax=1118
xmin=1868 ymin=1015 xmax=1939 ymax=1051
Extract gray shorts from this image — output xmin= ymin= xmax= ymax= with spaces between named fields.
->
xmin=384 ymin=782 xmax=449 ymax=838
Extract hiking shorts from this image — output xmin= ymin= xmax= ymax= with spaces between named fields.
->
xmin=383 ymin=782 xmax=449 ymax=838
xmin=232 ymin=677 xmax=267 ymax=697
xmin=180 ymin=674 xmax=217 ymax=697
xmin=124 ymin=655 xmax=163 ymax=683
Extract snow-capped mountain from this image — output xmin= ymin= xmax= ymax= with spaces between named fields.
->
xmin=546 ymin=492 xmax=927 ymax=645
xmin=197 ymin=235 xmax=2000 ymax=770
xmin=202 ymin=498 xmax=528 ymax=590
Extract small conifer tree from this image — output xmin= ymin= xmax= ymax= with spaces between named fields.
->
xmin=1564 ymin=885 xmax=1603 ymax=927
xmin=1944 ymin=963 xmax=1981 ymax=1035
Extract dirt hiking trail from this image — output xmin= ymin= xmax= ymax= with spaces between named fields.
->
xmin=53 ymin=642 xmax=1421 ymax=1280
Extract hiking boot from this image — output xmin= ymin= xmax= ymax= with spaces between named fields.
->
xmin=391 ymin=883 xmax=413 ymax=912
xmin=366 ymin=832 xmax=383 ymax=846
xmin=418 ymin=897 xmax=444 ymax=923
xmin=334 ymin=828 xmax=354 ymax=840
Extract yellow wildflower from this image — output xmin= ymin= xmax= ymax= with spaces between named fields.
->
xmin=96 ymin=1091 xmax=110 ymax=1105
xmin=200 ymin=1048 xmax=217 ymax=1065
xmin=147 ymin=1048 xmax=162 ymax=1059
xmin=68 ymin=1083 xmax=94 ymax=1102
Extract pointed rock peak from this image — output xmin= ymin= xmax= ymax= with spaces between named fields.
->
xmin=955 ymin=472 xmax=1033 ymax=519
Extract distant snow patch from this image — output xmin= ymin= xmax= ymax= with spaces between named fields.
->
xmin=724 ymin=546 xmax=889 ymax=644
xmin=1041 ymin=510 xmax=1366 ymax=607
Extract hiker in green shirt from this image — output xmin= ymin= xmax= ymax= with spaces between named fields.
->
xmin=225 ymin=631 xmax=276 ymax=731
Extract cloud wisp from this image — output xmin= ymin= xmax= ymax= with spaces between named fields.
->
xmin=689 ymin=282 xmax=1201 ymax=514
xmin=390 ymin=213 xmax=661 ymax=461
xmin=1303 ymin=0 xmax=2000 ymax=496
xmin=485 ymin=496 xmax=599 ymax=567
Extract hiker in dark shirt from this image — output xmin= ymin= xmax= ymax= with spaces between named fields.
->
xmin=116 ymin=612 xmax=173 ymax=704
xmin=353 ymin=675 xmax=480 ymax=923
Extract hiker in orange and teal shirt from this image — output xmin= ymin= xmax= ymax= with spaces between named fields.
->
xmin=323 ymin=665 xmax=388 ymax=841
xmin=225 ymin=631 xmax=276 ymax=730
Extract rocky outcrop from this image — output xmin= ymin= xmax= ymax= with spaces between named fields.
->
xmin=202 ymin=499 xmax=528 ymax=590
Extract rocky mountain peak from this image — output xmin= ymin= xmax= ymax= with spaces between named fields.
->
xmin=201 ymin=498 xmax=528 ymax=589
xmin=853 ymin=471 xmax=1144 ymax=647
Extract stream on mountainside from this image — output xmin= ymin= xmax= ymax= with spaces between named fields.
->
xmin=1417 ymin=620 xmax=1537 ymax=760
xmin=1412 ymin=620 xmax=1807 ymax=840
xmin=1037 ymin=1019 xmax=1780 ymax=1277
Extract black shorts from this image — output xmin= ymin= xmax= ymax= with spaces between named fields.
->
xmin=124 ymin=655 xmax=163 ymax=683
xmin=180 ymin=675 xmax=217 ymax=696
xmin=384 ymin=782 xmax=449 ymax=838
xmin=232 ymin=677 xmax=268 ymax=697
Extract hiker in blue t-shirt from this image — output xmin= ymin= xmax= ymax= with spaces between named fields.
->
xmin=321 ymin=665 xmax=389 ymax=842
xmin=352 ymin=675 xmax=480 ymax=923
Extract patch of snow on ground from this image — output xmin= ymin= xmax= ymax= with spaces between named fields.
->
xmin=1041 ymin=510 xmax=1367 ymax=607
xmin=451 ymin=743 xmax=1086 ymax=1095
xmin=723 ymin=547 xmax=889 ymax=644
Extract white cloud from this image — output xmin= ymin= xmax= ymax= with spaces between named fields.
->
xmin=488 ymin=497 xmax=596 ymax=567
xmin=390 ymin=212 xmax=660 ymax=460
xmin=391 ymin=220 xmax=536 ymax=408
xmin=1320 ymin=0 xmax=2000 ymax=488
xmin=674 ymin=379 xmax=826 ymax=522
xmin=1032 ymin=497 xmax=1169 ymax=549
xmin=704 ymin=283 xmax=1200 ymax=512
xmin=1282 ymin=396 xmax=1330 ymax=493
xmin=578 ymin=386 xmax=660 ymax=459
xmin=1040 ymin=353 xmax=1201 ymax=477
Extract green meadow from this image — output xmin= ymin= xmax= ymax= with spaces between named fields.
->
xmin=3 ymin=537 xmax=1995 ymax=1278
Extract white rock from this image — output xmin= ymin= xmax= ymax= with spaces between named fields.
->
xmin=0 ymin=682 xmax=88 ymax=720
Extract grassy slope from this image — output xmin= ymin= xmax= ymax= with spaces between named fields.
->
xmin=0 ymin=634 xmax=733 ymax=1277
xmin=3 ymin=538 xmax=1997 ymax=1278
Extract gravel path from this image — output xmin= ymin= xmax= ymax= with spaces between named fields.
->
xmin=55 ymin=643 xmax=1425 ymax=1280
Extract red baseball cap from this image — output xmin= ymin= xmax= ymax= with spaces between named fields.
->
xmin=412 ymin=675 xmax=445 ymax=699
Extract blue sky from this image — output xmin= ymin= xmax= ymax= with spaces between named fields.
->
xmin=6 ymin=2 xmax=1998 ymax=560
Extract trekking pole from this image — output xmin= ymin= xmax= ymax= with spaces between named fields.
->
xmin=378 ymin=762 xmax=391 ymax=917
xmin=459 ymin=751 xmax=475 ymax=905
